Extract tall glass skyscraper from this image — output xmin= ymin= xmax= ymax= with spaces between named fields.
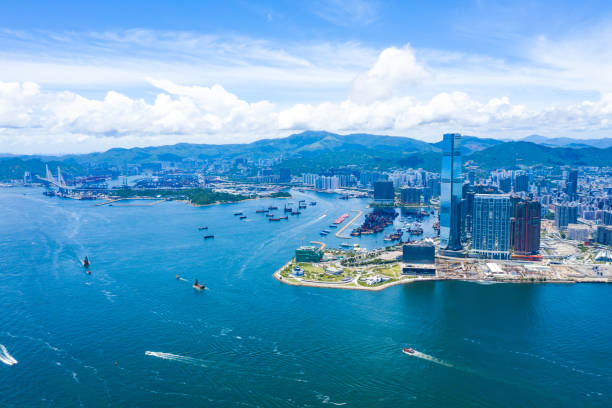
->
xmin=440 ymin=133 xmax=463 ymax=251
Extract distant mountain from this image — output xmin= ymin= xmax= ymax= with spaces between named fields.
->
xmin=431 ymin=135 xmax=504 ymax=155
xmin=521 ymin=135 xmax=612 ymax=149
xmin=468 ymin=141 xmax=612 ymax=168
xmin=2 ymin=131 xmax=611 ymax=180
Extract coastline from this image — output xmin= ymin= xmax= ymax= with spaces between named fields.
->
xmin=273 ymin=263 xmax=611 ymax=291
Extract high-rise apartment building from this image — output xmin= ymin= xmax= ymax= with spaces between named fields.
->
xmin=471 ymin=194 xmax=512 ymax=259
xmin=511 ymin=200 xmax=541 ymax=255
xmin=555 ymin=204 xmax=579 ymax=230
xmin=440 ymin=133 xmax=463 ymax=251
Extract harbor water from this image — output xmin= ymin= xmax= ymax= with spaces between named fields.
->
xmin=1 ymin=187 xmax=611 ymax=407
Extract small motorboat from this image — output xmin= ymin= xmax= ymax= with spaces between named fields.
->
xmin=204 ymin=234 xmax=214 ymax=239
xmin=193 ymin=279 xmax=206 ymax=291
xmin=87 ymin=270 xmax=91 ymax=275
xmin=402 ymin=347 xmax=415 ymax=355
xmin=83 ymin=256 xmax=90 ymax=268
xmin=176 ymin=274 xmax=180 ymax=279
xmin=198 ymin=226 xmax=208 ymax=230
xmin=240 ymin=215 xmax=247 ymax=219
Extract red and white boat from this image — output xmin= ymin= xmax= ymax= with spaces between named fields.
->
xmin=402 ymin=347 xmax=415 ymax=355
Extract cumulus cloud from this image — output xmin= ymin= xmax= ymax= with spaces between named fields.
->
xmin=350 ymin=45 xmax=428 ymax=103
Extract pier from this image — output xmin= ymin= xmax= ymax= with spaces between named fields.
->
xmin=335 ymin=210 xmax=363 ymax=239
xmin=95 ymin=197 xmax=167 ymax=207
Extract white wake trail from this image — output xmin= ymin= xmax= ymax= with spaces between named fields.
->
xmin=0 ymin=344 xmax=18 ymax=366
xmin=409 ymin=350 xmax=453 ymax=368
xmin=145 ymin=351 xmax=207 ymax=367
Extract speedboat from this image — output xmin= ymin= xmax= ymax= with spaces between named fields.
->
xmin=193 ymin=280 xmax=206 ymax=290
xmin=402 ymin=347 xmax=415 ymax=355
xmin=82 ymin=256 xmax=90 ymax=268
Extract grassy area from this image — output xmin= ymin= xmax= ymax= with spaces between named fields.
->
xmin=113 ymin=188 xmax=249 ymax=205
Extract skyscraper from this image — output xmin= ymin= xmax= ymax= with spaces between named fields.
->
xmin=440 ymin=133 xmax=463 ymax=251
xmin=511 ymin=200 xmax=541 ymax=255
xmin=471 ymin=194 xmax=512 ymax=259
xmin=513 ymin=173 xmax=529 ymax=193
xmin=566 ymin=169 xmax=578 ymax=198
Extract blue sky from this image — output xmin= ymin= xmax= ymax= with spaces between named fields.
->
xmin=1 ymin=0 xmax=612 ymax=153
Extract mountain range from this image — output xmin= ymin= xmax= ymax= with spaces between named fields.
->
xmin=1 ymin=131 xmax=610 ymax=180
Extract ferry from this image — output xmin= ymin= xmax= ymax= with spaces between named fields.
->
xmin=198 ymin=226 xmax=208 ymax=230
xmin=240 ymin=215 xmax=247 ymax=219
xmin=193 ymin=279 xmax=206 ymax=291
xmin=204 ymin=234 xmax=214 ymax=239
xmin=402 ymin=347 xmax=415 ymax=355
xmin=340 ymin=243 xmax=352 ymax=248
xmin=82 ymin=256 xmax=90 ymax=268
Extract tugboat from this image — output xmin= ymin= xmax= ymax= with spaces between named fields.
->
xmin=193 ymin=279 xmax=206 ymax=291
xmin=82 ymin=256 xmax=90 ymax=268
xmin=402 ymin=347 xmax=415 ymax=355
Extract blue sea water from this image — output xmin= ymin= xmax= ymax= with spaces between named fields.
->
xmin=1 ymin=187 xmax=611 ymax=407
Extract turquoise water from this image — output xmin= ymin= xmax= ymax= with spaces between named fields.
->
xmin=1 ymin=187 xmax=611 ymax=407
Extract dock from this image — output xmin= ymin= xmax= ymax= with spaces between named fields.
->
xmin=335 ymin=210 xmax=363 ymax=239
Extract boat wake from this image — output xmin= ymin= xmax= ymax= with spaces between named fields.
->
xmin=145 ymin=351 xmax=207 ymax=367
xmin=407 ymin=350 xmax=453 ymax=368
xmin=0 ymin=344 xmax=18 ymax=366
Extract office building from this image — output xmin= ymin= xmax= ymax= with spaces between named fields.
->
xmin=511 ymin=200 xmax=541 ymax=255
xmin=373 ymin=181 xmax=395 ymax=204
xmin=400 ymin=187 xmax=422 ymax=205
xmin=554 ymin=204 xmax=579 ymax=230
xmin=499 ymin=177 xmax=512 ymax=193
xmin=402 ymin=242 xmax=436 ymax=275
xmin=514 ymin=174 xmax=529 ymax=193
xmin=471 ymin=194 xmax=512 ymax=259
xmin=440 ymin=133 xmax=463 ymax=251
xmin=566 ymin=169 xmax=578 ymax=198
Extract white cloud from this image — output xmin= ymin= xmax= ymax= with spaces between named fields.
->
xmin=3 ymin=25 xmax=612 ymax=153
xmin=350 ymin=45 xmax=429 ymax=103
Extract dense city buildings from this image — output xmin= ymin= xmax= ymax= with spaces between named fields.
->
xmin=567 ymin=224 xmax=591 ymax=242
xmin=373 ymin=181 xmax=395 ymax=204
xmin=440 ymin=133 xmax=463 ymax=251
xmin=511 ymin=200 xmax=541 ymax=255
xmin=555 ymin=204 xmax=579 ymax=230
xmin=471 ymin=194 xmax=512 ymax=259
